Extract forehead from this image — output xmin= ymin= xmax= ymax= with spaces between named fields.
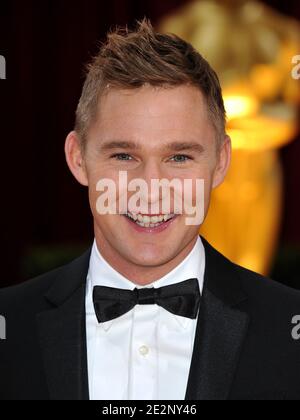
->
xmin=89 ymin=84 xmax=214 ymax=147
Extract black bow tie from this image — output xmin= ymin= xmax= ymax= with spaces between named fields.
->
xmin=93 ymin=278 xmax=200 ymax=323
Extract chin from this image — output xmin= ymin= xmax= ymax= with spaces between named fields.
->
xmin=124 ymin=248 xmax=172 ymax=267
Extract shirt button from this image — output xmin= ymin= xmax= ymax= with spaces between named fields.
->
xmin=139 ymin=345 xmax=149 ymax=356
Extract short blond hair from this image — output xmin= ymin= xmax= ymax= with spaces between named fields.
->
xmin=75 ymin=18 xmax=226 ymax=147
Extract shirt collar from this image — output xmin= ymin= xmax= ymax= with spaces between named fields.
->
xmin=86 ymin=236 xmax=205 ymax=332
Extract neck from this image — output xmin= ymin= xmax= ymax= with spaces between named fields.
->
xmin=94 ymin=230 xmax=198 ymax=286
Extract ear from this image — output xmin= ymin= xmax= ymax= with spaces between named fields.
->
xmin=65 ymin=131 xmax=89 ymax=186
xmin=212 ymin=135 xmax=232 ymax=189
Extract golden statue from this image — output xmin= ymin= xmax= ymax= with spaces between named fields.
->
xmin=159 ymin=0 xmax=300 ymax=275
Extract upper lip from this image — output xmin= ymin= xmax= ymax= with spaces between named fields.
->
xmin=132 ymin=214 xmax=170 ymax=216
xmin=126 ymin=212 xmax=177 ymax=216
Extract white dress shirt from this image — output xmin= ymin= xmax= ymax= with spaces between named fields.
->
xmin=85 ymin=237 xmax=205 ymax=400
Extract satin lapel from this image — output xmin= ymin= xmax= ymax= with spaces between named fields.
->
xmin=185 ymin=288 xmax=249 ymax=400
xmin=185 ymin=238 xmax=250 ymax=400
xmin=37 ymin=284 xmax=89 ymax=400
xmin=36 ymin=249 xmax=91 ymax=400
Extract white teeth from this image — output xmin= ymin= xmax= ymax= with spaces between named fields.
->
xmin=126 ymin=212 xmax=175 ymax=227
xmin=143 ymin=216 xmax=150 ymax=224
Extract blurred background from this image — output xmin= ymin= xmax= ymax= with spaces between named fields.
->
xmin=0 ymin=0 xmax=299 ymax=289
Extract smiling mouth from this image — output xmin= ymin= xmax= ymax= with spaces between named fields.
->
xmin=123 ymin=212 xmax=177 ymax=228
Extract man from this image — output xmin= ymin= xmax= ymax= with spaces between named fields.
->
xmin=0 ymin=18 xmax=300 ymax=401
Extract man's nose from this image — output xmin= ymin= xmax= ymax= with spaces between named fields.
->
xmin=135 ymin=160 xmax=164 ymax=208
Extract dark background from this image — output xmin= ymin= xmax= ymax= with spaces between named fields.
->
xmin=0 ymin=0 xmax=299 ymax=289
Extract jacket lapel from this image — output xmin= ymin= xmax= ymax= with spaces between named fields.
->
xmin=36 ymin=249 xmax=91 ymax=400
xmin=185 ymin=238 xmax=250 ymax=400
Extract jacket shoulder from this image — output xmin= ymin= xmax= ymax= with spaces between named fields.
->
xmin=0 ymin=248 xmax=91 ymax=313
xmin=234 ymin=262 xmax=300 ymax=308
xmin=202 ymin=236 xmax=300 ymax=307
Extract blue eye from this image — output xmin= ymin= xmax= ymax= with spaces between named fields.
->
xmin=110 ymin=153 xmax=191 ymax=163
xmin=170 ymin=155 xmax=191 ymax=163
xmin=110 ymin=153 xmax=133 ymax=161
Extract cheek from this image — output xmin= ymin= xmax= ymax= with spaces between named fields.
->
xmin=88 ymin=188 xmax=99 ymax=219
xmin=182 ymin=169 xmax=213 ymax=199
xmin=87 ymin=170 xmax=120 ymax=214
xmin=173 ymin=170 xmax=212 ymax=226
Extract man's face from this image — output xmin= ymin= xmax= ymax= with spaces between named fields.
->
xmin=66 ymin=84 xmax=230 ymax=281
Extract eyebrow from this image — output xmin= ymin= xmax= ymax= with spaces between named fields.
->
xmin=166 ymin=142 xmax=205 ymax=154
xmin=99 ymin=140 xmax=205 ymax=154
xmin=100 ymin=140 xmax=142 ymax=151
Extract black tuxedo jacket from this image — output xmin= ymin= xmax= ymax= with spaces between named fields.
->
xmin=1 ymin=237 xmax=300 ymax=400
